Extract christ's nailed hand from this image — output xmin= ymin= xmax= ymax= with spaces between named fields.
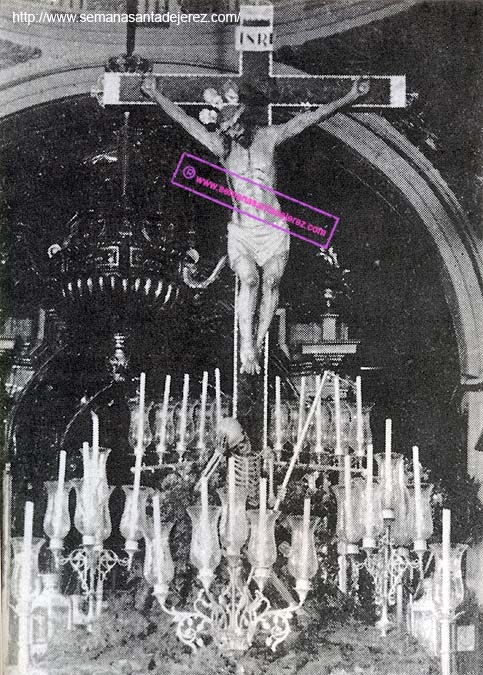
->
xmin=141 ymin=75 xmax=156 ymax=98
xmin=351 ymin=76 xmax=370 ymax=99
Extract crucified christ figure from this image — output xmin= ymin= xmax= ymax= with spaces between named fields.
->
xmin=142 ymin=76 xmax=369 ymax=374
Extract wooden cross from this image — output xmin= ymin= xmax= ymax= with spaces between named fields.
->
xmin=98 ymin=3 xmax=406 ymax=120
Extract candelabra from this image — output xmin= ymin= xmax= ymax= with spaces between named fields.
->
xmin=333 ymin=434 xmax=435 ymax=636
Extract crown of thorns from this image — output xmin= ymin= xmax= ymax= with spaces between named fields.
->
xmin=199 ymin=81 xmax=245 ymax=130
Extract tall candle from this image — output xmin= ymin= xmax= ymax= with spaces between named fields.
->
xmin=82 ymin=441 xmax=94 ymax=537
xmin=365 ymin=444 xmax=374 ymax=540
xmin=268 ymin=454 xmax=275 ymax=506
xmin=356 ymin=376 xmax=363 ymax=456
xmin=177 ymin=374 xmax=189 ymax=454
xmin=441 ymin=509 xmax=451 ymax=675
xmin=334 ymin=375 xmax=342 ymax=455
xmin=54 ymin=450 xmax=67 ymax=537
xmin=136 ymin=372 xmax=146 ymax=453
xmin=315 ymin=374 xmax=323 ymax=454
xmin=129 ymin=373 xmax=146 ymax=548
xmin=412 ymin=446 xmax=423 ymax=541
xmin=18 ymin=501 xmax=34 ymax=673
xmin=263 ymin=332 xmax=269 ymax=454
xmin=301 ymin=497 xmax=311 ymax=578
xmin=297 ymin=376 xmax=306 ymax=443
xmin=198 ymin=371 xmax=208 ymax=449
xmin=275 ymin=375 xmax=282 ymax=452
xmin=91 ymin=411 xmax=99 ymax=472
xmin=384 ymin=419 xmax=392 ymax=508
xmin=158 ymin=374 xmax=171 ymax=459
xmin=215 ymin=368 xmax=221 ymax=432
xmin=228 ymin=457 xmax=236 ymax=555
xmin=344 ymin=454 xmax=353 ymax=542
xmin=153 ymin=493 xmax=163 ymax=582
xmin=233 ymin=275 xmax=239 ymax=418
xmin=258 ymin=477 xmax=267 ymax=563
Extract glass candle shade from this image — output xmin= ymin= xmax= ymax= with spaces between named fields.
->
xmin=391 ymin=484 xmax=412 ymax=548
xmin=430 ymin=543 xmax=468 ymax=613
xmin=332 ymin=479 xmax=365 ymax=551
xmin=246 ymin=509 xmax=279 ymax=589
xmin=407 ymin=486 xmax=433 ymax=552
xmin=43 ymin=481 xmax=72 ymax=554
xmin=187 ymin=505 xmax=222 ymax=590
xmin=374 ymin=452 xmax=405 ymax=516
xmin=286 ymin=514 xmax=320 ymax=601
xmin=217 ymin=487 xmax=249 ymax=557
xmin=71 ymin=478 xmax=96 ymax=546
xmin=120 ymin=486 xmax=153 ymax=554
xmin=11 ymin=537 xmax=45 ymax=602
xmin=31 ymin=573 xmax=70 ymax=657
xmin=127 ymin=397 xmax=154 ymax=450
xmin=361 ymin=482 xmax=384 ymax=549
xmin=143 ymin=522 xmax=175 ymax=600
xmin=94 ymin=486 xmax=115 ymax=550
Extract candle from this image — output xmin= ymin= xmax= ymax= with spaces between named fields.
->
xmin=201 ymin=476 xmax=209 ymax=521
xmin=177 ymin=374 xmax=189 ymax=455
xmin=334 ymin=375 xmax=342 ymax=455
xmin=258 ymin=477 xmax=267 ymax=564
xmin=82 ymin=441 xmax=94 ymax=538
xmin=301 ymin=497 xmax=311 ymax=578
xmin=54 ymin=450 xmax=67 ymax=538
xmin=233 ymin=276 xmax=239 ymax=418
xmin=228 ymin=457 xmax=236 ymax=555
xmin=365 ymin=444 xmax=374 ymax=542
xmin=315 ymin=374 xmax=322 ymax=454
xmin=153 ymin=493 xmax=163 ymax=583
xmin=263 ymin=332 xmax=269 ymax=454
xmin=136 ymin=372 xmax=146 ymax=453
xmin=198 ymin=371 xmax=208 ymax=449
xmin=297 ymin=376 xmax=306 ymax=443
xmin=268 ymin=454 xmax=275 ymax=506
xmin=412 ymin=446 xmax=423 ymax=542
xmin=384 ymin=419 xmax=392 ymax=509
xmin=129 ymin=373 xmax=146 ymax=554
xmin=275 ymin=375 xmax=282 ymax=453
xmin=356 ymin=376 xmax=363 ymax=456
xmin=18 ymin=501 xmax=34 ymax=673
xmin=158 ymin=374 xmax=171 ymax=459
xmin=215 ymin=368 xmax=221 ymax=432
xmin=344 ymin=454 xmax=353 ymax=542
xmin=91 ymin=411 xmax=99 ymax=472
xmin=441 ymin=509 xmax=451 ymax=675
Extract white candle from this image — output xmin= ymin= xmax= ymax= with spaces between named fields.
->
xmin=268 ymin=454 xmax=275 ymax=505
xmin=413 ymin=446 xmax=423 ymax=541
xmin=158 ymin=374 xmax=171 ymax=458
xmin=129 ymin=373 xmax=146 ymax=547
xmin=82 ymin=441 xmax=94 ymax=536
xmin=18 ymin=501 xmax=34 ymax=673
xmin=198 ymin=371 xmax=208 ymax=449
xmin=384 ymin=419 xmax=392 ymax=508
xmin=136 ymin=372 xmax=146 ymax=453
xmin=153 ymin=493 xmax=163 ymax=582
xmin=215 ymin=368 xmax=221 ymax=432
xmin=91 ymin=411 xmax=99 ymax=472
xmin=301 ymin=497 xmax=311 ymax=578
xmin=201 ymin=476 xmax=209 ymax=520
xmin=356 ymin=376 xmax=363 ymax=456
xmin=258 ymin=477 xmax=267 ymax=564
xmin=334 ymin=375 xmax=342 ymax=455
xmin=54 ymin=450 xmax=67 ymax=537
xmin=233 ymin=275 xmax=239 ymax=418
xmin=344 ymin=454 xmax=353 ymax=542
xmin=263 ymin=332 xmax=269 ymax=453
xmin=315 ymin=374 xmax=322 ymax=454
xmin=228 ymin=457 xmax=236 ymax=555
xmin=275 ymin=375 xmax=282 ymax=452
xmin=297 ymin=376 xmax=306 ymax=443
xmin=365 ymin=443 xmax=374 ymax=539
xmin=177 ymin=374 xmax=189 ymax=454
xmin=441 ymin=509 xmax=451 ymax=675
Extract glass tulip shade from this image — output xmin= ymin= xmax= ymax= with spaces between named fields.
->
xmin=187 ymin=505 xmax=222 ymax=590
xmin=332 ymin=479 xmax=365 ymax=549
xmin=374 ymin=453 xmax=406 ymax=516
xmin=143 ymin=522 xmax=175 ymax=600
xmin=430 ymin=543 xmax=468 ymax=613
xmin=120 ymin=486 xmax=153 ymax=555
xmin=360 ymin=482 xmax=384 ymax=549
xmin=286 ymin=514 xmax=320 ymax=602
xmin=246 ymin=509 xmax=279 ymax=589
xmin=11 ymin=537 xmax=46 ymax=602
xmin=94 ymin=486 xmax=115 ymax=550
xmin=127 ymin=398 xmax=154 ymax=450
xmin=217 ymin=488 xmax=249 ymax=557
xmin=43 ymin=480 xmax=72 ymax=554
xmin=407 ymin=486 xmax=434 ymax=552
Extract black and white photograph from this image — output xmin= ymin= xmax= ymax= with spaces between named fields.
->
xmin=0 ymin=1 xmax=482 ymax=674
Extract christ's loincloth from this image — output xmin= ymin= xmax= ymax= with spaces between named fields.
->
xmin=227 ymin=214 xmax=290 ymax=269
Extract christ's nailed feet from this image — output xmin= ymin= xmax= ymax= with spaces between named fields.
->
xmin=240 ymin=346 xmax=261 ymax=376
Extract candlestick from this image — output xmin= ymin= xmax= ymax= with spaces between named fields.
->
xmin=177 ymin=374 xmax=189 ymax=456
xmin=275 ymin=375 xmax=282 ymax=454
xmin=18 ymin=501 xmax=34 ymax=674
xmin=301 ymin=497 xmax=311 ymax=579
xmin=297 ymin=376 xmax=306 ymax=444
xmin=315 ymin=374 xmax=323 ymax=455
xmin=334 ymin=375 xmax=342 ymax=455
xmin=53 ymin=450 xmax=67 ymax=541
xmin=441 ymin=508 xmax=451 ymax=675
xmin=356 ymin=376 xmax=364 ymax=456
xmin=412 ymin=446 xmax=423 ymax=545
xmin=158 ymin=374 xmax=171 ymax=460
xmin=198 ymin=371 xmax=208 ymax=450
xmin=363 ymin=444 xmax=375 ymax=549
xmin=228 ymin=457 xmax=236 ymax=556
xmin=383 ymin=419 xmax=393 ymax=518
xmin=215 ymin=368 xmax=221 ymax=432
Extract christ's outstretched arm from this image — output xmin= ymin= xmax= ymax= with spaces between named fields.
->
xmin=274 ymin=76 xmax=370 ymax=145
xmin=141 ymin=78 xmax=224 ymax=156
